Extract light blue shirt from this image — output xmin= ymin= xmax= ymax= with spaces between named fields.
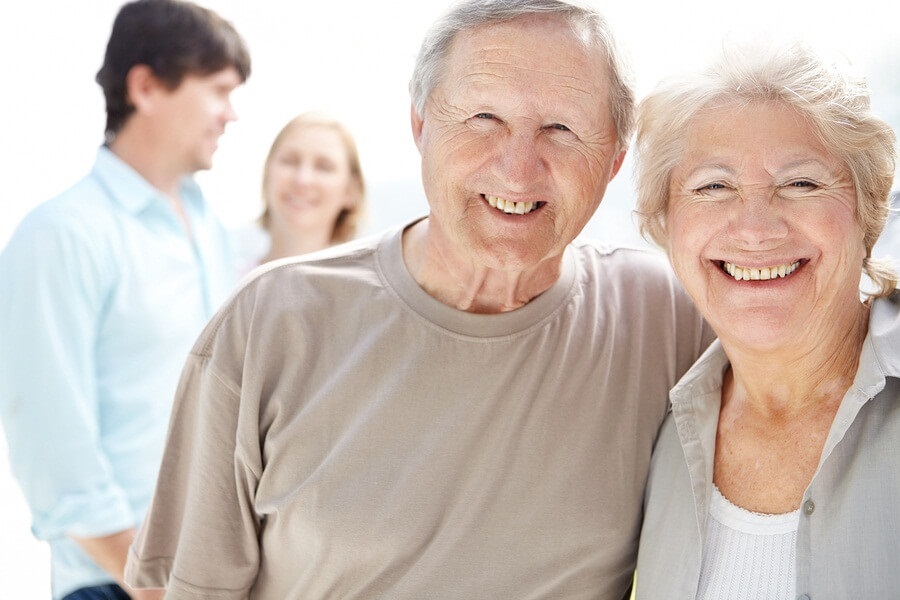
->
xmin=0 ymin=146 xmax=235 ymax=598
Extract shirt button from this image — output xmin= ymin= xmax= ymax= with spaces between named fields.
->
xmin=803 ymin=500 xmax=815 ymax=515
xmin=798 ymin=595 xmax=811 ymax=600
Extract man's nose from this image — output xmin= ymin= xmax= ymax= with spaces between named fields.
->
xmin=494 ymin=130 xmax=546 ymax=192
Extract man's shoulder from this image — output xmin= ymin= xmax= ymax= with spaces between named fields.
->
xmin=5 ymin=175 xmax=115 ymax=250
xmin=571 ymin=238 xmax=675 ymax=281
xmin=232 ymin=229 xmax=387 ymax=297
xmin=270 ymin=230 xmax=384 ymax=273
xmin=569 ymin=238 xmax=703 ymax=316
xmin=572 ymin=236 xmax=665 ymax=259
xmin=192 ymin=231 xmax=391 ymax=361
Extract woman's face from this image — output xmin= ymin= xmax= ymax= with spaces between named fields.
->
xmin=264 ymin=125 xmax=354 ymax=241
xmin=666 ymin=101 xmax=865 ymax=351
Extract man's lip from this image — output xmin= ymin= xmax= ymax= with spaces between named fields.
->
xmin=482 ymin=194 xmax=545 ymax=215
xmin=717 ymin=259 xmax=806 ymax=281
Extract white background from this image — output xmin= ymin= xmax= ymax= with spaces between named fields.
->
xmin=1 ymin=0 xmax=897 ymax=595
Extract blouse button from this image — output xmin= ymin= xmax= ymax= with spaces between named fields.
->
xmin=803 ymin=500 xmax=815 ymax=515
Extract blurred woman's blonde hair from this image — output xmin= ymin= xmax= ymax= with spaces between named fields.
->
xmin=260 ymin=112 xmax=366 ymax=245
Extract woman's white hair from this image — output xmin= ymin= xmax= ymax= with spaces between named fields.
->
xmin=634 ymin=37 xmax=898 ymax=297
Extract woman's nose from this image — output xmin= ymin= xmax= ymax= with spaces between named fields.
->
xmin=727 ymin=187 xmax=789 ymax=247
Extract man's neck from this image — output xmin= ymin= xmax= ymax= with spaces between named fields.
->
xmin=401 ymin=218 xmax=562 ymax=314
xmin=107 ymin=129 xmax=186 ymax=201
xmin=107 ymin=132 xmax=194 ymax=237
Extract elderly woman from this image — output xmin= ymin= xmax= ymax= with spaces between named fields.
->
xmin=633 ymin=40 xmax=899 ymax=598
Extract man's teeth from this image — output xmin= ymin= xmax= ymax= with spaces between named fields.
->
xmin=486 ymin=195 xmax=537 ymax=215
xmin=724 ymin=261 xmax=800 ymax=281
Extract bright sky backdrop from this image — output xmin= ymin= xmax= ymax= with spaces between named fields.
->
xmin=2 ymin=0 xmax=898 ymax=248
xmin=1 ymin=0 xmax=898 ymax=595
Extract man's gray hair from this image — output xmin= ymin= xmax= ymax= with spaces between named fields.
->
xmin=409 ymin=0 xmax=636 ymax=151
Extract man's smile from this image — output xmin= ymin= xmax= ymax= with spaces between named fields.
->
xmin=483 ymin=194 xmax=544 ymax=215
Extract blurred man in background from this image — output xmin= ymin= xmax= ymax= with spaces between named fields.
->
xmin=0 ymin=1 xmax=250 ymax=598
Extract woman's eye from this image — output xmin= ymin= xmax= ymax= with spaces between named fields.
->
xmin=550 ymin=123 xmax=571 ymax=132
xmin=474 ymin=113 xmax=495 ymax=120
xmin=777 ymin=179 xmax=823 ymax=199
xmin=693 ymin=183 xmax=737 ymax=200
xmin=788 ymin=179 xmax=816 ymax=188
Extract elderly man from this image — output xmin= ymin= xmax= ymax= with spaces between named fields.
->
xmin=0 ymin=1 xmax=249 ymax=599
xmin=125 ymin=1 xmax=713 ymax=598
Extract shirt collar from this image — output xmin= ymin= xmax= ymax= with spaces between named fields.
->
xmin=855 ymin=292 xmax=900 ymax=393
xmin=92 ymin=145 xmax=204 ymax=215
xmin=670 ymin=340 xmax=729 ymax=408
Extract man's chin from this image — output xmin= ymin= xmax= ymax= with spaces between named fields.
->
xmin=192 ymin=157 xmax=215 ymax=173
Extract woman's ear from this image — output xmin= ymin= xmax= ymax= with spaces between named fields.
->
xmin=344 ymin=179 xmax=362 ymax=210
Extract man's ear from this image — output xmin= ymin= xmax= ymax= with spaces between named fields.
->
xmin=608 ymin=148 xmax=627 ymax=182
xmin=410 ymin=103 xmax=425 ymax=154
xmin=125 ymin=64 xmax=163 ymax=113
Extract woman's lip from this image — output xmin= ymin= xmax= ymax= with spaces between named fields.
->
xmin=719 ymin=259 xmax=803 ymax=281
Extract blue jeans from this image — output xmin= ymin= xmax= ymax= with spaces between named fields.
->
xmin=61 ymin=584 xmax=131 ymax=600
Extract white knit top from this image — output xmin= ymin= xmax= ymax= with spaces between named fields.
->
xmin=697 ymin=486 xmax=800 ymax=600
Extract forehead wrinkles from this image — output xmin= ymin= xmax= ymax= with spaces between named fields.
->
xmin=456 ymin=55 xmax=600 ymax=100
xmin=436 ymin=55 xmax=608 ymax=130
xmin=442 ymin=17 xmax=605 ymax=92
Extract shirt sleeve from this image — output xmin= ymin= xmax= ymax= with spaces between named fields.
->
xmin=125 ymin=348 xmax=261 ymax=598
xmin=0 ymin=207 xmax=135 ymax=539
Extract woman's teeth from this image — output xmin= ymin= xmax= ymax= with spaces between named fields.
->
xmin=486 ymin=195 xmax=537 ymax=215
xmin=723 ymin=261 xmax=800 ymax=281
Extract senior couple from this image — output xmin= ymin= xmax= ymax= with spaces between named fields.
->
xmin=125 ymin=0 xmax=898 ymax=598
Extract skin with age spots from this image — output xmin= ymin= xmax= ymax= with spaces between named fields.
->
xmin=405 ymin=14 xmax=626 ymax=313
xmin=667 ymin=100 xmax=869 ymax=515
xmin=633 ymin=39 xmax=899 ymax=597
xmin=667 ymin=100 xmax=865 ymax=358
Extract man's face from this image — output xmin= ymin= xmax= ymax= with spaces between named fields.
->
xmin=412 ymin=15 xmax=625 ymax=273
xmin=156 ymin=66 xmax=243 ymax=174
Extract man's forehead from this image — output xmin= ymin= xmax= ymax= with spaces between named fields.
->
xmin=444 ymin=16 xmax=601 ymax=72
xmin=452 ymin=14 xmax=585 ymax=51
xmin=437 ymin=18 xmax=606 ymax=97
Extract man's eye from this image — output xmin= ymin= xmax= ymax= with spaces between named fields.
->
xmin=474 ymin=113 xmax=495 ymax=120
xmin=550 ymin=123 xmax=571 ymax=132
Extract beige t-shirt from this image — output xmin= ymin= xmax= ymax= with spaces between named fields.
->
xmin=126 ymin=222 xmax=713 ymax=599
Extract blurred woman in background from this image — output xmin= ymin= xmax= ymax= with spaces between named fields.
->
xmin=236 ymin=112 xmax=366 ymax=275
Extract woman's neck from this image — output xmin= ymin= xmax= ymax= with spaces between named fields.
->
xmin=722 ymin=300 xmax=870 ymax=416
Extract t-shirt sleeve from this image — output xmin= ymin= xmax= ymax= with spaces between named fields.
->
xmin=125 ymin=347 xmax=262 ymax=598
